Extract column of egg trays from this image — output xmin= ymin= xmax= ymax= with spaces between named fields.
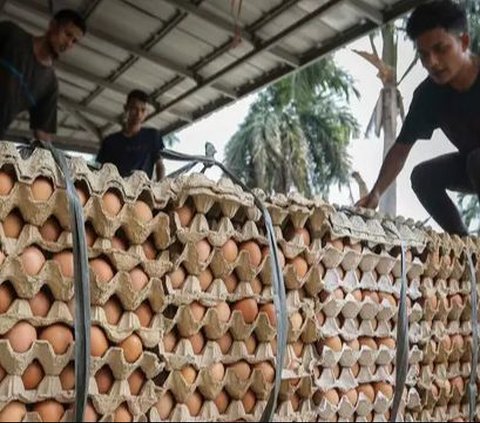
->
xmin=408 ymin=233 xmax=473 ymax=422
xmin=150 ymin=174 xmax=277 ymax=422
xmin=311 ymin=207 xmax=426 ymax=423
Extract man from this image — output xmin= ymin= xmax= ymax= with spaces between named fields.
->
xmin=357 ymin=0 xmax=480 ymax=236
xmin=97 ymin=90 xmax=166 ymax=180
xmin=0 ymin=9 xmax=86 ymax=141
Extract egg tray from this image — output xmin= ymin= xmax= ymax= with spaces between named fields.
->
xmin=279 ymin=259 xmax=324 ymax=295
xmin=315 ymin=343 xmax=396 ymax=369
xmin=316 ymin=316 xmax=395 ymax=342
xmin=279 ymin=374 xmax=315 ymax=400
xmin=274 ymin=397 xmax=316 ymax=422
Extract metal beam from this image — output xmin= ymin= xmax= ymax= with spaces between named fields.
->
xmin=59 ymin=101 xmax=103 ymax=141
xmin=59 ymin=96 xmax=119 ymax=123
xmin=82 ymin=0 xmax=104 ymax=18
xmin=348 ymin=0 xmax=384 ymax=25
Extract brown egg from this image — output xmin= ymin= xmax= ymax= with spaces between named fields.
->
xmin=196 ymin=239 xmax=212 ymax=262
xmin=134 ymin=200 xmax=153 ymax=222
xmin=292 ymin=340 xmax=304 ymax=357
xmin=318 ymin=336 xmax=342 ymax=353
xmin=39 ymin=324 xmax=74 ymax=354
xmin=373 ymin=382 xmax=393 ymax=399
xmin=229 ymin=361 xmax=251 ymax=380
xmin=242 ymin=389 xmax=256 ymax=413
xmin=328 ymin=238 xmax=344 ymax=251
xmin=135 ymin=302 xmax=153 ymax=327
xmin=95 ymin=366 xmax=114 ymax=394
xmin=39 ymin=217 xmax=62 ymax=242
xmin=232 ymin=298 xmax=258 ymax=324
xmin=169 ymin=266 xmax=186 ymax=289
xmin=215 ymin=302 xmax=231 ymax=323
xmin=209 ymin=362 xmax=225 ymax=382
xmin=22 ymin=246 xmax=45 ymax=276
xmin=363 ymin=290 xmax=380 ymax=303
xmin=347 ymin=339 xmax=360 ymax=351
xmin=426 ymin=295 xmax=438 ymax=310
xmin=33 ymin=400 xmax=64 ymax=422
xmin=156 ymin=391 xmax=175 ymax=420
xmin=22 ymin=360 xmax=44 ymax=389
xmin=359 ymin=337 xmax=377 ymax=350
xmin=186 ymin=391 xmax=203 ymax=416
xmin=293 ymin=227 xmax=311 ymax=246
xmin=214 ymin=390 xmax=229 ymax=414
xmin=319 ymin=389 xmax=340 ymax=406
xmin=259 ymin=303 xmax=276 ymax=327
xmin=3 ymin=210 xmax=24 ymax=238
xmin=181 ymin=365 xmax=197 ymax=384
xmin=239 ymin=241 xmax=262 ymax=267
xmin=255 ymin=362 xmax=275 ymax=383
xmin=351 ymin=289 xmax=363 ymax=301
xmin=377 ymin=337 xmax=395 ymax=349
xmin=199 ymin=268 xmax=213 ymax=291
xmin=90 ymin=326 xmax=109 ymax=357
xmin=378 ymin=292 xmax=397 ymax=307
xmin=103 ymin=296 xmax=123 ymax=325
xmin=224 ymin=272 xmax=238 ymax=293
xmin=84 ymin=401 xmax=98 ymax=422
xmin=75 ymin=183 xmax=89 ymax=206
xmin=128 ymin=368 xmax=145 ymax=395
xmin=189 ymin=332 xmax=205 ymax=354
xmin=5 ymin=321 xmax=37 ymax=352
xmin=451 ymin=376 xmax=465 ymax=393
xmin=289 ymin=256 xmax=308 ymax=278
xmin=111 ymin=236 xmax=128 ymax=251
xmin=190 ymin=301 xmax=206 ymax=321
xmin=129 ymin=267 xmax=149 ymax=291
xmin=0 ymin=401 xmax=27 ymax=421
xmin=245 ymin=335 xmax=257 ymax=354
xmin=0 ymin=170 xmax=14 ymax=196
xmin=53 ymin=250 xmax=74 ymax=278
xmin=332 ymin=364 xmax=341 ymax=379
xmin=290 ymin=312 xmax=303 ymax=331
xmin=222 ymin=239 xmax=238 ymax=262
xmin=217 ymin=332 xmax=233 ymax=354
xmin=351 ymin=362 xmax=360 ymax=377
xmin=0 ymin=283 xmax=14 ymax=313
xmin=90 ymin=258 xmax=115 ymax=283
xmin=449 ymin=294 xmax=464 ymax=307
xmin=59 ymin=362 xmax=75 ymax=390
xmin=176 ymin=204 xmax=194 ymax=227
xmin=102 ymin=191 xmax=122 ymax=217
xmin=343 ymin=388 xmax=358 ymax=405
xmin=357 ymin=384 xmax=375 ymax=402
xmin=31 ymin=177 xmax=54 ymax=201
xmin=250 ymin=277 xmax=262 ymax=295
xmin=261 ymin=245 xmax=286 ymax=269
xmin=316 ymin=311 xmax=325 ymax=326
xmin=85 ymin=224 xmax=97 ymax=247
xmin=120 ymin=334 xmax=143 ymax=363
xmin=163 ymin=331 xmax=177 ymax=353
xmin=113 ymin=403 xmax=132 ymax=422
xmin=142 ymin=238 xmax=157 ymax=260
xmin=451 ymin=334 xmax=464 ymax=350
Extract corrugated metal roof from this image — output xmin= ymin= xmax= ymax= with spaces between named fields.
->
xmin=2 ymin=0 xmax=427 ymax=154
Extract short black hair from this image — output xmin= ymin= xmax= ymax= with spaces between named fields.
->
xmin=126 ymin=89 xmax=149 ymax=105
xmin=53 ymin=9 xmax=87 ymax=35
xmin=406 ymin=0 xmax=467 ymax=40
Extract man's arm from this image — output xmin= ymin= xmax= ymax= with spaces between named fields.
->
xmin=33 ymin=129 xmax=52 ymax=142
xmin=156 ymin=158 xmax=165 ymax=181
xmin=356 ymin=142 xmax=413 ymax=209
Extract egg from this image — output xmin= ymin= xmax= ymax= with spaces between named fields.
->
xmin=215 ymin=301 xmax=231 ymax=323
xmin=347 ymin=339 xmax=360 ymax=351
xmin=135 ymin=301 xmax=153 ymax=327
xmin=21 ymin=246 xmax=45 ymax=276
xmin=39 ymin=217 xmax=62 ymax=242
xmin=129 ymin=267 xmax=149 ymax=291
xmin=22 ymin=360 xmax=44 ymax=389
xmin=451 ymin=334 xmax=464 ymax=350
xmin=449 ymin=294 xmax=463 ymax=308
xmin=102 ymin=191 xmax=122 ymax=217
xmin=259 ymin=303 xmax=276 ymax=327
xmin=440 ymin=335 xmax=452 ymax=351
xmin=95 ymin=366 xmax=114 ymax=394
xmin=377 ymin=337 xmax=395 ymax=349
xmin=156 ymin=391 xmax=175 ymax=420
xmin=289 ymin=256 xmax=308 ymax=278
xmin=254 ymin=362 xmax=275 ymax=383
xmin=232 ymin=298 xmax=258 ymax=324
xmin=357 ymin=384 xmax=375 ymax=402
xmin=39 ymin=324 xmax=74 ymax=354
xmin=4 ymin=321 xmax=37 ymax=352
xmin=103 ymin=296 xmax=123 ymax=325
xmin=163 ymin=331 xmax=177 ymax=353
xmin=75 ymin=183 xmax=89 ymax=206
xmin=169 ymin=266 xmax=186 ymax=289
xmin=111 ymin=236 xmax=128 ymax=251
xmin=90 ymin=326 xmax=109 ymax=357
xmin=378 ymin=292 xmax=397 ymax=307
xmin=317 ymin=336 xmax=342 ymax=354
xmin=84 ymin=402 xmax=98 ymax=422
xmin=85 ymin=224 xmax=97 ymax=247
xmin=0 ymin=401 xmax=27 ymax=422
xmin=53 ymin=250 xmax=74 ymax=278
xmin=0 ymin=170 xmax=14 ymax=196
xmin=199 ymin=268 xmax=213 ymax=290
xmin=190 ymin=301 xmax=206 ymax=321
xmin=224 ymin=272 xmax=238 ymax=293
xmin=222 ymin=239 xmax=238 ymax=262
xmin=209 ymin=362 xmax=225 ymax=382
xmin=0 ymin=283 xmax=14 ymax=313
xmin=351 ymin=289 xmax=363 ymax=301
xmin=0 ymin=366 xmax=5 ymax=383
xmin=351 ymin=362 xmax=360 ymax=377
xmin=245 ymin=335 xmax=257 ymax=354
xmin=142 ymin=238 xmax=157 ymax=260
xmin=451 ymin=376 xmax=465 ymax=393
xmin=189 ymin=332 xmax=205 ymax=354
xmin=113 ymin=403 xmax=132 ymax=422
xmin=250 ymin=277 xmax=262 ymax=295
xmin=120 ymin=334 xmax=143 ymax=363
xmin=176 ymin=204 xmax=194 ymax=227
xmin=327 ymin=238 xmax=344 ymax=251
xmin=359 ymin=337 xmax=377 ymax=350
xmin=343 ymin=388 xmax=358 ymax=405
xmin=373 ymin=382 xmax=393 ymax=399
xmin=59 ymin=362 xmax=75 ymax=390
xmin=292 ymin=340 xmax=304 ymax=357
xmin=180 ymin=365 xmax=197 ymax=384
xmin=3 ymin=210 xmax=23 ymax=238
xmin=363 ymin=290 xmax=380 ymax=303
xmin=217 ymin=332 xmax=233 ymax=354
xmin=242 ymin=389 xmax=256 ymax=413
xmin=186 ymin=391 xmax=203 ymax=416
xmin=90 ymin=258 xmax=115 ymax=283
xmin=293 ymin=227 xmax=311 ymax=246
xmin=229 ymin=361 xmax=251 ymax=380
xmin=31 ymin=177 xmax=54 ymax=201
xmin=316 ymin=311 xmax=325 ymax=326
xmin=239 ymin=241 xmax=262 ymax=267
xmin=214 ymin=390 xmax=229 ymax=414
xmin=134 ymin=200 xmax=153 ymax=222
xmin=128 ymin=369 xmax=145 ymax=395
xmin=289 ymin=312 xmax=303 ymax=331
xmin=317 ymin=389 xmax=340 ymax=406
xmin=33 ymin=400 xmax=64 ymax=422
xmin=196 ymin=239 xmax=212 ymax=262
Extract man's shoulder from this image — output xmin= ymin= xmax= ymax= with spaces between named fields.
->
xmin=0 ymin=21 xmax=29 ymax=39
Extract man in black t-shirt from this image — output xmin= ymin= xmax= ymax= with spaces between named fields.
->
xmin=0 ymin=10 xmax=86 ymax=141
xmin=357 ymin=0 xmax=480 ymax=236
xmin=97 ymin=90 xmax=165 ymax=180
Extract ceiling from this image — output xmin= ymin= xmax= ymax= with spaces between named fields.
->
xmin=2 ymin=0 xmax=426 ymax=154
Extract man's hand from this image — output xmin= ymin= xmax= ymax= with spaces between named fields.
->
xmin=356 ymin=190 xmax=380 ymax=209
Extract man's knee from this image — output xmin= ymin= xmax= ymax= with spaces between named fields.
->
xmin=410 ymin=162 xmax=430 ymax=194
xmin=466 ymin=148 xmax=480 ymax=183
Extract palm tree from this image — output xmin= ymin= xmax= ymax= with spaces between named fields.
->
xmin=224 ymin=58 xmax=359 ymax=197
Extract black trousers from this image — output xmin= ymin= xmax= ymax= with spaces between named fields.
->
xmin=410 ymin=150 xmax=480 ymax=236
